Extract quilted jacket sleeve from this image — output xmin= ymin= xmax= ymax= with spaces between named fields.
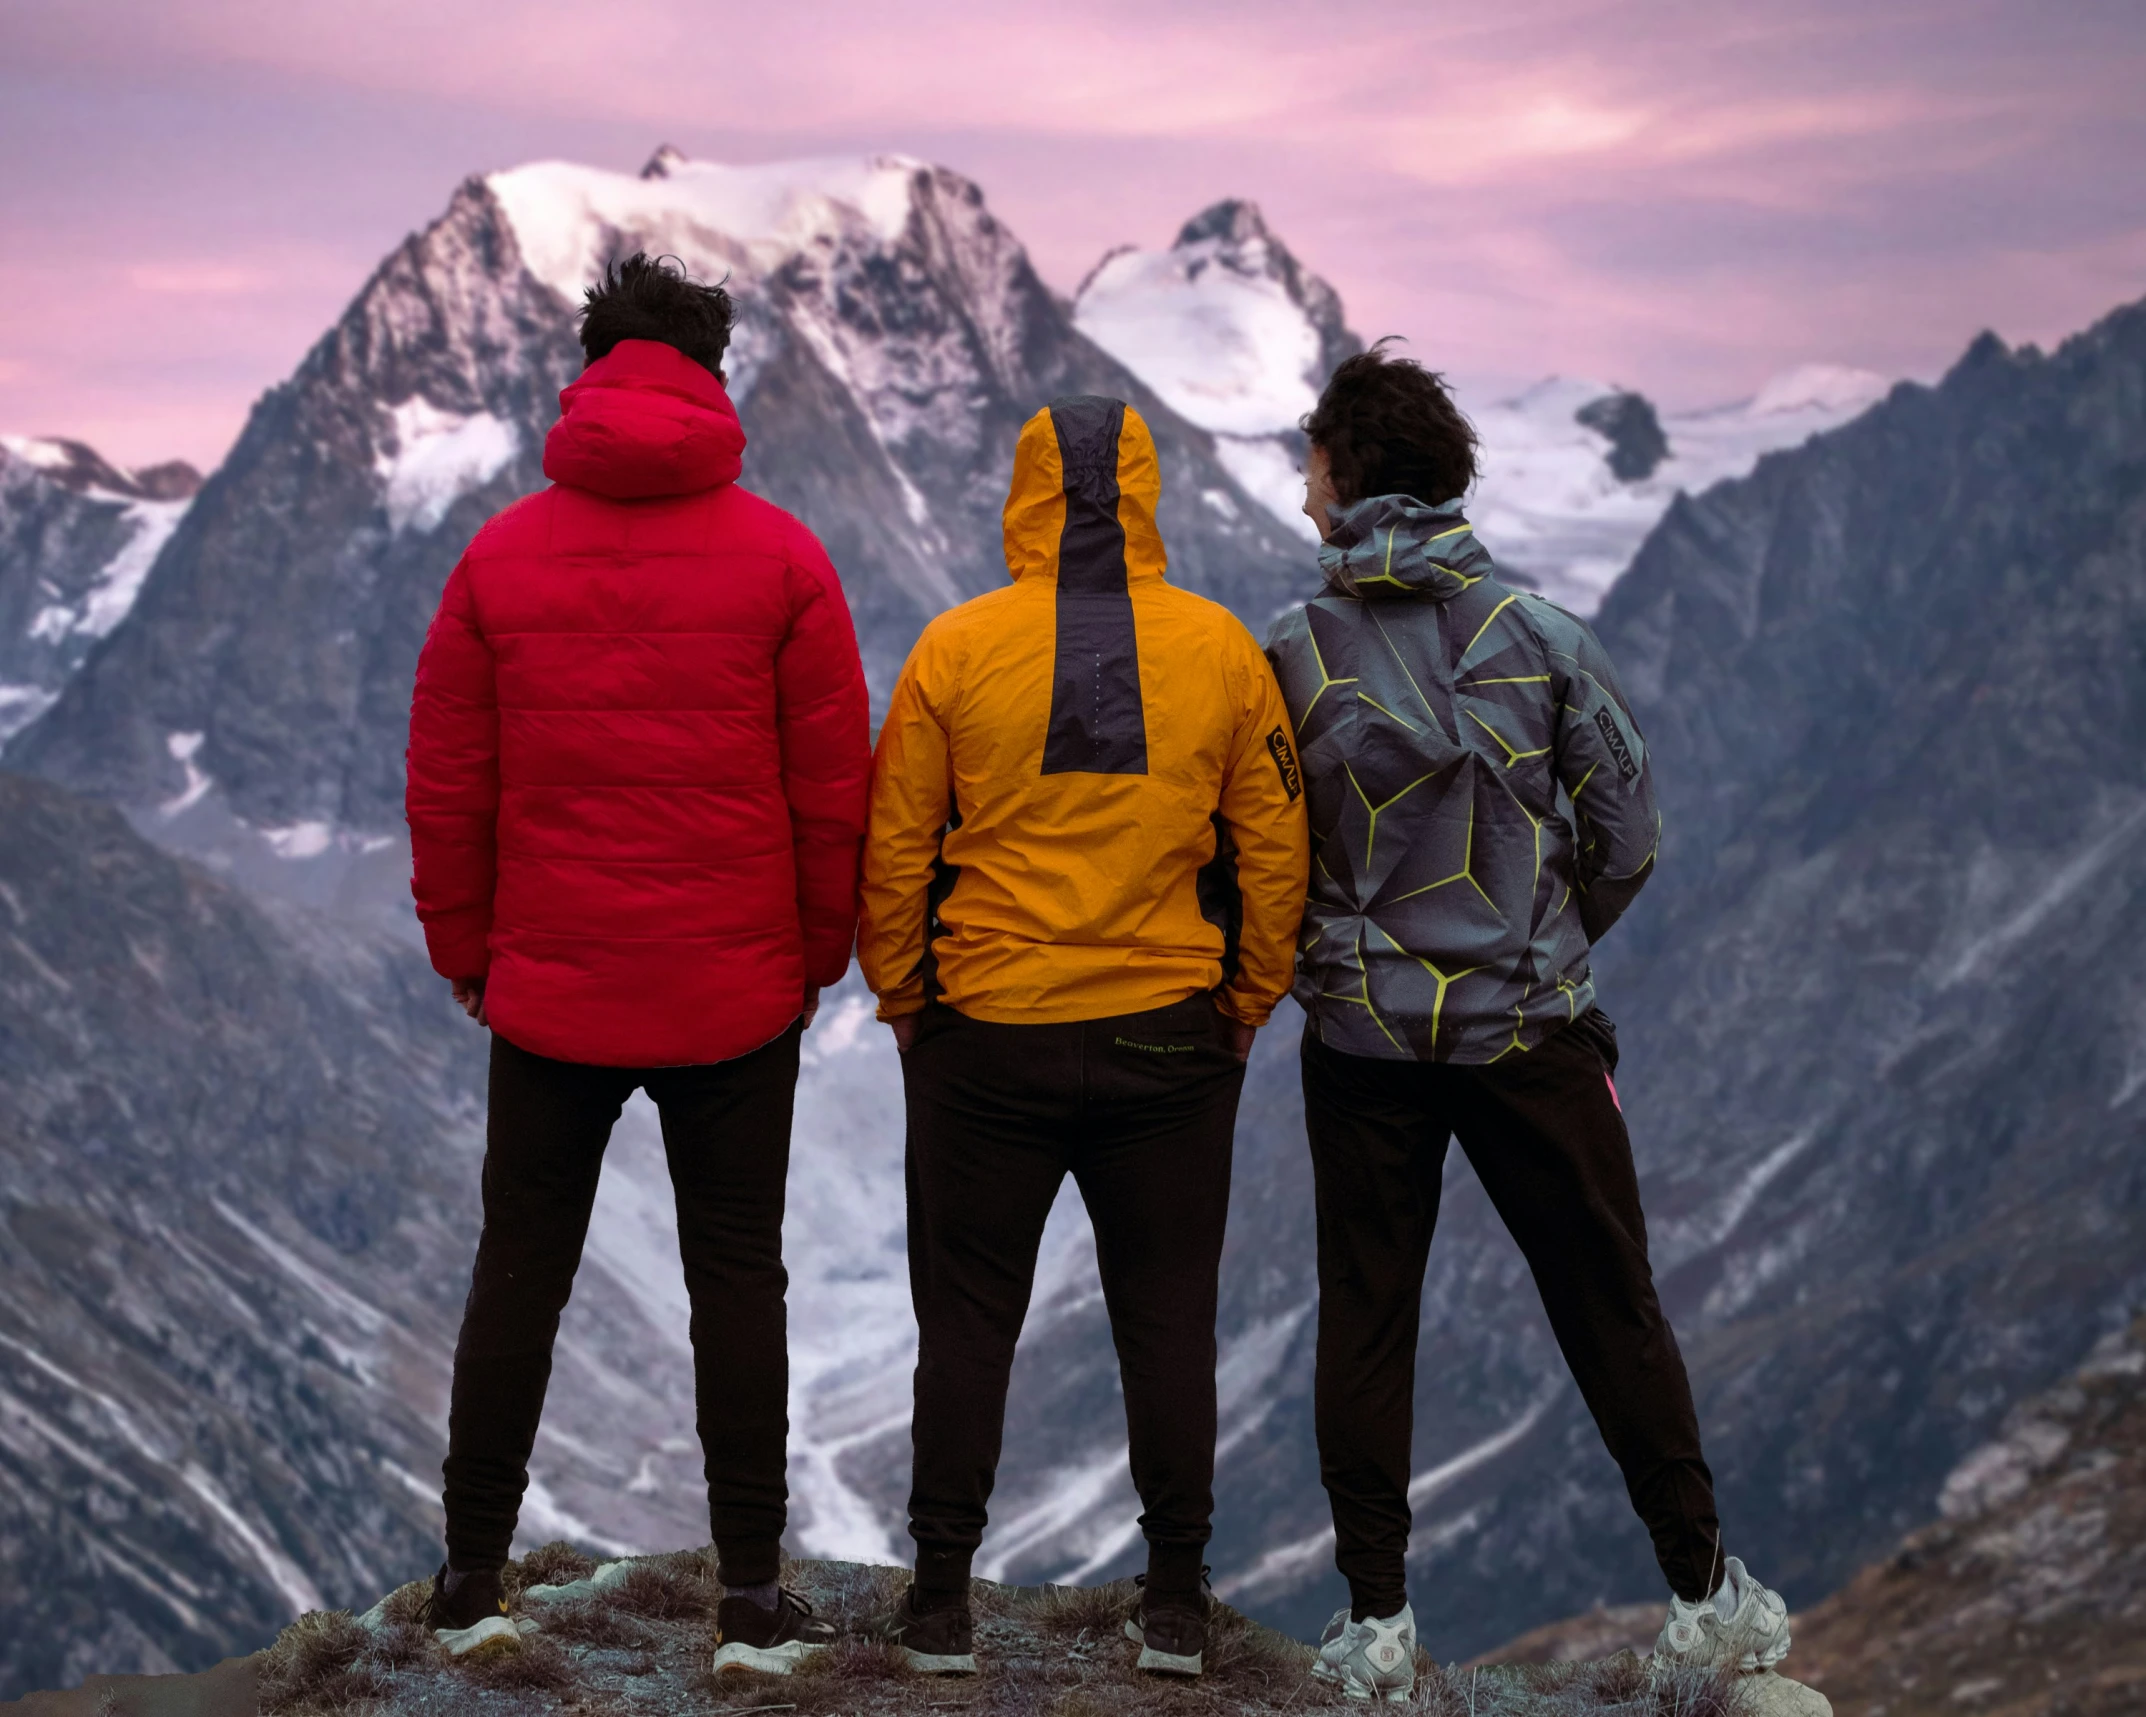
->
xmin=1546 ymin=608 xmax=1660 ymax=944
xmin=857 ymin=631 xmax=953 ymax=1020
xmin=1215 ymin=627 xmax=1312 ymax=1026
xmin=778 ymin=524 xmax=872 ymax=987
xmin=406 ymin=558 xmax=499 ymax=981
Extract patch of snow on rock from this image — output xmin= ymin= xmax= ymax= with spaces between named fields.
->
xmin=373 ymin=398 xmax=519 ymax=534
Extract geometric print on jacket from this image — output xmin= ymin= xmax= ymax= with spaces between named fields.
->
xmin=1264 ymin=492 xmax=1660 ymax=1062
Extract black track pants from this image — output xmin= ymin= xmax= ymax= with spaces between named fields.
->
xmin=901 ymin=993 xmax=1245 ymax=1600
xmin=1302 ymin=1015 xmax=1722 ymax=1616
xmin=441 ymin=1023 xmax=802 ymax=1585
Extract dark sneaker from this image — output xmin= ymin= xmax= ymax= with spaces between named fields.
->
xmin=1125 ymin=1578 xmax=1208 ymax=1677
xmin=418 ymin=1564 xmax=523 ymax=1658
xmin=874 ymin=1586 xmax=977 ymax=1674
xmin=711 ymin=1589 xmax=836 ymax=1674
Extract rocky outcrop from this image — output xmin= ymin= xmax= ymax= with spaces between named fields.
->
xmin=1575 ymin=391 xmax=1670 ymax=481
xmin=1786 ymin=1314 xmax=2146 ymax=1715
xmin=238 ymin=1554 xmax=1743 ymax=1717
xmin=0 ymin=441 xmax=196 ymax=743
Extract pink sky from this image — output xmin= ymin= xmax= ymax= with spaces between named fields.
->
xmin=4 ymin=0 xmax=2142 ymax=469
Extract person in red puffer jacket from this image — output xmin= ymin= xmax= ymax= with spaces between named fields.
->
xmin=405 ymin=254 xmax=867 ymax=1668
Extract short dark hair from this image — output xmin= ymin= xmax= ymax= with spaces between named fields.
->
xmin=1302 ymin=339 xmax=1478 ymax=507
xmin=578 ymin=253 xmax=734 ymax=377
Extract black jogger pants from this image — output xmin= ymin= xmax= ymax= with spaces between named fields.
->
xmin=1301 ymin=1013 xmax=1722 ymax=1617
xmin=901 ymin=992 xmax=1245 ymax=1602
xmin=441 ymin=1022 xmax=802 ymax=1586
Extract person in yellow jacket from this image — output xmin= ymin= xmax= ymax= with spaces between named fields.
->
xmin=860 ymin=395 xmax=1310 ymax=1678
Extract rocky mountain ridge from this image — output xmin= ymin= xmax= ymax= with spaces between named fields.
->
xmin=0 ymin=440 xmax=198 ymax=743
xmin=4 ymin=148 xmax=1311 ymax=849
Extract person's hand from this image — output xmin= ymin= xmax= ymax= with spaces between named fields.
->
xmin=450 ymin=977 xmax=489 ymax=1028
xmin=888 ymin=1013 xmax=921 ymax=1054
xmin=801 ymin=984 xmax=822 ymax=1029
xmin=1223 ymin=1017 xmax=1258 ymax=1063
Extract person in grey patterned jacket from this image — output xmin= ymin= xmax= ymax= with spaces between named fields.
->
xmin=1269 ymin=346 xmax=1795 ymax=1705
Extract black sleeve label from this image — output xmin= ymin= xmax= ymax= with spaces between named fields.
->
xmin=1266 ymin=726 xmax=1303 ymax=800
xmin=1594 ymin=708 xmax=1639 ymax=782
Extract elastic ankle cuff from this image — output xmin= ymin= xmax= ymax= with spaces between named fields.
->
xmin=715 ymin=1540 xmax=782 ymax=1589
xmin=1351 ymin=1595 xmax=1407 ymax=1623
xmin=1145 ymin=1543 xmax=1207 ymax=1599
xmin=914 ymin=1544 xmax=973 ymax=1600
xmin=445 ymin=1553 xmax=506 ymax=1576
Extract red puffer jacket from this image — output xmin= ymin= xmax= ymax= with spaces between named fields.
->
xmin=405 ymin=339 xmax=870 ymax=1067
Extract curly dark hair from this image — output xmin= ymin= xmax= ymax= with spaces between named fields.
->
xmin=1302 ymin=339 xmax=1478 ymax=507
xmin=578 ymin=253 xmax=734 ymax=377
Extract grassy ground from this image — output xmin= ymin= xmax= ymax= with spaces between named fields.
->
xmin=256 ymin=1550 xmax=1754 ymax=1717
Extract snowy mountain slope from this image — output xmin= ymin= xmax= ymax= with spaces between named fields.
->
xmin=1074 ymin=199 xmax=1358 ymax=543
xmin=0 ymin=439 xmax=198 ymax=742
xmin=1072 ymin=209 xmax=1888 ymax=612
xmin=1457 ymin=365 xmax=1892 ymax=611
xmin=0 ymin=768 xmax=828 ymax=1696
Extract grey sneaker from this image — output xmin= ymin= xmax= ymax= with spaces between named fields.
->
xmin=1653 ymin=1557 xmax=1790 ymax=1674
xmin=1312 ymin=1603 xmax=1417 ymax=1703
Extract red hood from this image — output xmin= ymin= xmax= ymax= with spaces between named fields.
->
xmin=543 ymin=340 xmax=745 ymax=500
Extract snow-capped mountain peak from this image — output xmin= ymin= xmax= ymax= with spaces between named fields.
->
xmin=1073 ymin=201 xmax=1361 ymax=542
xmin=486 ymin=152 xmax=933 ymax=304
xmin=1073 ymin=198 xmax=1352 ymax=440
xmin=0 ymin=434 xmax=201 ymax=503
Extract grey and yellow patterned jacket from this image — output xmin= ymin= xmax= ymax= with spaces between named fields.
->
xmin=1264 ymin=494 xmax=1659 ymax=1063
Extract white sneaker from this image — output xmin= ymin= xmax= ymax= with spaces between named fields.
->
xmin=1312 ymin=1602 xmax=1417 ymax=1703
xmin=1653 ymin=1557 xmax=1790 ymax=1674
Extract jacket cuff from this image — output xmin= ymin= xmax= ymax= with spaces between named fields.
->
xmin=804 ymin=947 xmax=853 ymax=989
xmin=1216 ymin=989 xmax=1276 ymax=1029
xmin=874 ymin=986 xmax=927 ymax=1022
xmin=422 ymin=914 xmax=492 ymax=983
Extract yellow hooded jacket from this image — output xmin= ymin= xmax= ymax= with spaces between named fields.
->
xmin=860 ymin=396 xmax=1311 ymax=1026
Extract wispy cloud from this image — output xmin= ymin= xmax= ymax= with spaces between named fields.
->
xmin=3 ymin=0 xmax=2141 ymax=466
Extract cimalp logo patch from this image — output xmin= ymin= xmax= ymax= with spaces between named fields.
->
xmin=1594 ymin=708 xmax=1639 ymax=782
xmin=1116 ymin=1037 xmax=1196 ymax=1054
xmin=1266 ymin=726 xmax=1303 ymax=800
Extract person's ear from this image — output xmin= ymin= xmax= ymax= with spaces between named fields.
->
xmin=715 ymin=368 xmax=728 ymax=386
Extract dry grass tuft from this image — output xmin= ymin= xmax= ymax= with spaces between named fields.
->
xmin=793 ymin=1636 xmax=915 ymax=1683
xmin=373 ymin=1577 xmax=432 ymax=1628
xmin=257 ymin=1609 xmax=386 ymax=1714
xmin=784 ymin=1556 xmax=907 ymax=1632
xmin=1584 ymin=1650 xmax=1651 ymax=1705
xmin=454 ymin=1632 xmax=578 ymax=1694
xmin=516 ymin=1539 xmax=600 ymax=1590
xmin=360 ymin=1619 xmax=434 ymax=1671
xmin=608 ymin=1556 xmax=717 ymax=1620
xmin=1015 ymin=1578 xmax=1139 ymax=1638
xmin=536 ymin=1597 xmax=658 ymax=1650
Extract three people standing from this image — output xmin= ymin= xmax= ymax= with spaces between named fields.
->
xmin=404 ymin=257 xmax=1790 ymax=1691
